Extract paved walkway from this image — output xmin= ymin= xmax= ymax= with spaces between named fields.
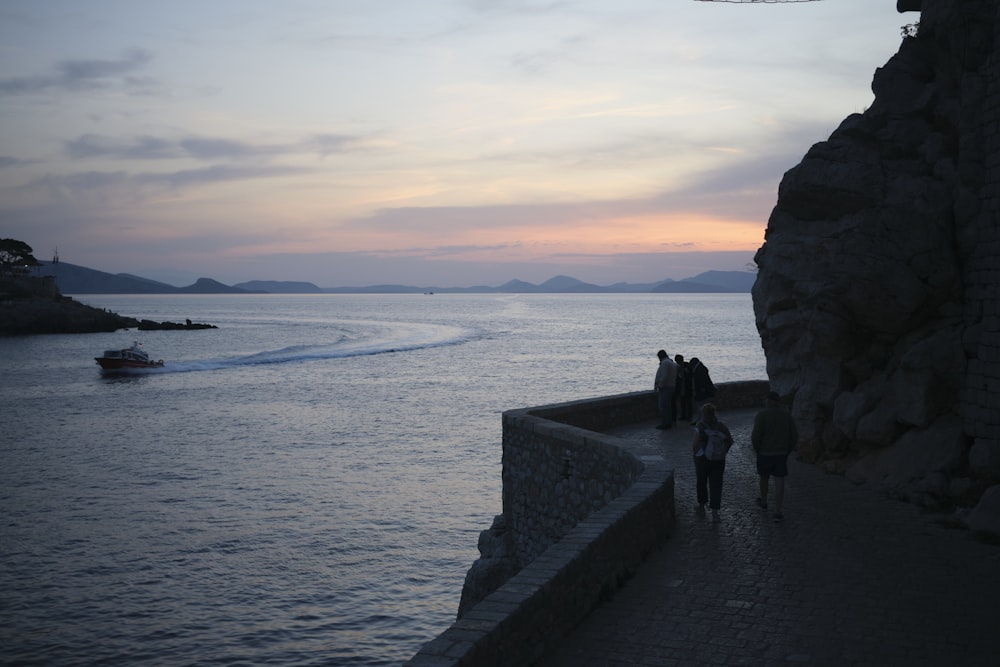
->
xmin=537 ymin=409 xmax=1000 ymax=667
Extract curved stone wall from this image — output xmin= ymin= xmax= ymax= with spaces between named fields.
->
xmin=406 ymin=381 xmax=767 ymax=666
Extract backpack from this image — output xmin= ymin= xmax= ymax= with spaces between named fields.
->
xmin=703 ymin=427 xmax=729 ymax=461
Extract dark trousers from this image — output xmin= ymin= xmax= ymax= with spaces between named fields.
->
xmin=675 ymin=386 xmax=691 ymax=421
xmin=695 ymin=456 xmax=726 ymax=510
xmin=658 ymin=387 xmax=675 ymax=425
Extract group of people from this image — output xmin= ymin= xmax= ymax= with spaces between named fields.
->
xmin=653 ymin=350 xmax=715 ymax=430
xmin=654 ymin=350 xmax=798 ymax=524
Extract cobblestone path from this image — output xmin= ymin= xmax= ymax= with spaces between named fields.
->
xmin=538 ymin=409 xmax=1000 ymax=667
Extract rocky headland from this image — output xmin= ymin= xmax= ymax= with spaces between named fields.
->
xmin=0 ymin=276 xmax=215 ymax=336
xmin=753 ymin=0 xmax=1000 ymax=535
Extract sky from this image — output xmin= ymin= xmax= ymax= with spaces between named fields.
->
xmin=0 ymin=0 xmax=911 ymax=288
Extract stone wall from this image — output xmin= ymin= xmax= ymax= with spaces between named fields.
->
xmin=500 ymin=396 xmax=651 ymax=571
xmin=752 ymin=0 xmax=1000 ymax=534
xmin=406 ymin=381 xmax=767 ymax=666
xmin=459 ymin=380 xmax=767 ymax=618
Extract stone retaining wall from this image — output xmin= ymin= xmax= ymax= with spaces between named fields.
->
xmin=504 ymin=381 xmax=768 ymax=568
xmin=406 ymin=380 xmax=768 ymax=666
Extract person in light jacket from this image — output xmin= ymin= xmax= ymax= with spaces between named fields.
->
xmin=654 ymin=349 xmax=678 ymax=429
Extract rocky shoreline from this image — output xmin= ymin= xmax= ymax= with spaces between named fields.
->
xmin=0 ymin=295 xmax=140 ymax=336
xmin=0 ymin=277 xmax=215 ymax=336
xmin=137 ymin=319 xmax=217 ymax=331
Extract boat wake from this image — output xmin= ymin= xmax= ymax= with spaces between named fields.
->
xmin=146 ymin=321 xmax=473 ymax=374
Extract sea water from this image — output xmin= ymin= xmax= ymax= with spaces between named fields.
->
xmin=0 ymin=293 xmax=765 ymax=665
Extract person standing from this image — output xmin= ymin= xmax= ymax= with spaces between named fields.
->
xmin=692 ymin=403 xmax=733 ymax=522
xmin=674 ymin=354 xmax=692 ymax=422
xmin=688 ymin=357 xmax=715 ymax=423
xmin=654 ymin=350 xmax=678 ymax=429
xmin=751 ymin=391 xmax=798 ymax=523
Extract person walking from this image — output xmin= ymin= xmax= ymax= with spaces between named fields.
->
xmin=692 ymin=403 xmax=733 ymax=522
xmin=752 ymin=390 xmax=798 ymax=523
xmin=654 ymin=350 xmax=678 ymax=429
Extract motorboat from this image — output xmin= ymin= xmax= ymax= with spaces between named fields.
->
xmin=95 ymin=342 xmax=164 ymax=370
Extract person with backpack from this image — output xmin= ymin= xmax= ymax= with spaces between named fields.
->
xmin=692 ymin=402 xmax=733 ymax=522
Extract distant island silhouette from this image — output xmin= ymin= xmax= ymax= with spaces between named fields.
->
xmin=34 ymin=261 xmax=756 ymax=295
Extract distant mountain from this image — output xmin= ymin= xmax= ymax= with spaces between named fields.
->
xmin=34 ymin=262 xmax=258 ymax=294
xmin=651 ymin=279 xmax=728 ymax=293
xmin=233 ymin=280 xmax=323 ymax=294
xmin=31 ymin=261 xmax=757 ymax=294
xmin=539 ymin=275 xmax=598 ymax=291
xmin=539 ymin=275 xmax=611 ymax=292
xmin=322 ymin=271 xmax=757 ymax=294
xmin=683 ymin=270 xmax=756 ymax=292
xmin=118 ymin=272 xmax=182 ymax=291
xmin=35 ymin=261 xmax=179 ymax=294
xmin=496 ymin=278 xmax=543 ymax=293
xmin=324 ymin=284 xmax=428 ymax=294
xmin=178 ymin=278 xmax=258 ymax=294
xmin=646 ymin=271 xmax=757 ymax=293
xmin=537 ymin=275 xmax=617 ymax=292
xmin=605 ymin=281 xmax=661 ymax=292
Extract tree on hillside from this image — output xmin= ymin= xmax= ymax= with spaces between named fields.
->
xmin=0 ymin=239 xmax=41 ymax=278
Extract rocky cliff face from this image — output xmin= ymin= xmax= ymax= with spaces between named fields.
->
xmin=752 ymin=0 xmax=1000 ymax=534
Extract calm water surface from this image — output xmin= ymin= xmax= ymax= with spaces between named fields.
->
xmin=0 ymin=294 xmax=765 ymax=665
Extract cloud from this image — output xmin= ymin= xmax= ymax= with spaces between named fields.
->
xmin=20 ymin=165 xmax=312 ymax=207
xmin=144 ymin=164 xmax=312 ymax=190
xmin=65 ymin=134 xmax=267 ymax=161
xmin=344 ymin=141 xmax=803 ymax=238
xmin=64 ymin=132 xmax=376 ymax=161
xmin=509 ymin=33 xmax=592 ymax=75
xmin=56 ymin=48 xmax=152 ymax=81
xmin=66 ymin=135 xmax=175 ymax=160
xmin=462 ymin=0 xmax=572 ymax=18
xmin=0 ymin=48 xmax=156 ymax=96
xmin=0 ymin=155 xmax=28 ymax=169
xmin=303 ymin=133 xmax=370 ymax=156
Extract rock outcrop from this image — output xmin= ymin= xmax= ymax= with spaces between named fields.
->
xmin=0 ymin=276 xmax=140 ymax=335
xmin=0 ymin=296 xmax=141 ymax=335
xmin=456 ymin=514 xmax=519 ymax=619
xmin=0 ymin=276 xmax=217 ymax=335
xmin=752 ymin=0 xmax=1000 ymax=533
xmin=137 ymin=319 xmax=217 ymax=331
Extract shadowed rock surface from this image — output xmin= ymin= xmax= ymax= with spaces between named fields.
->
xmin=753 ymin=0 xmax=1000 ymax=532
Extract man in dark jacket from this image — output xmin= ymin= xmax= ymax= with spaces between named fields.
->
xmin=688 ymin=357 xmax=714 ymax=422
xmin=751 ymin=391 xmax=798 ymax=523
xmin=674 ymin=354 xmax=692 ymax=422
